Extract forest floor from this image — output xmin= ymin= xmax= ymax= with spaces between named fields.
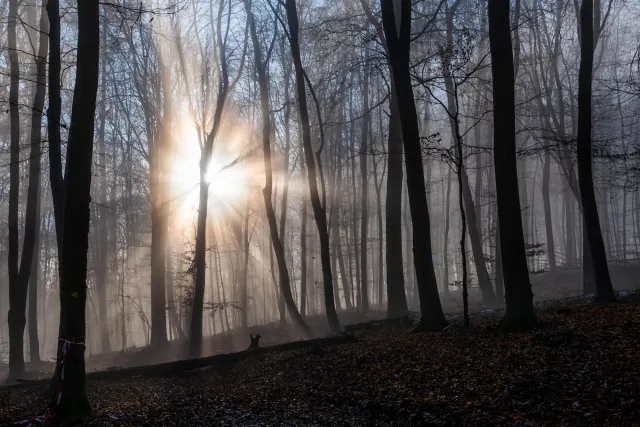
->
xmin=0 ymin=294 xmax=639 ymax=426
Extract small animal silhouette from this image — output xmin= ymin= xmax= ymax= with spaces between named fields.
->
xmin=248 ymin=333 xmax=261 ymax=350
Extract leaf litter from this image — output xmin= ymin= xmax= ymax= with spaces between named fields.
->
xmin=1 ymin=300 xmax=639 ymax=426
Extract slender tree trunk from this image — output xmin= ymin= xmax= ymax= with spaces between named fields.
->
xmin=246 ymin=0 xmax=311 ymax=336
xmin=285 ymin=0 xmax=340 ymax=333
xmin=7 ymin=0 xmax=25 ymax=379
xmin=359 ymin=64 xmax=370 ymax=312
xmin=27 ymin=3 xmax=50 ymax=365
xmin=542 ymin=150 xmax=557 ymax=272
xmin=191 ymin=1 xmax=231 ymax=356
xmin=8 ymin=0 xmax=47 ymax=377
xmin=443 ymin=168 xmax=452 ymax=292
xmin=576 ymin=0 xmax=615 ymax=303
xmin=95 ymin=31 xmax=112 ymax=353
xmin=28 ymin=199 xmax=42 ymax=364
xmin=47 ymin=0 xmax=64 ymax=265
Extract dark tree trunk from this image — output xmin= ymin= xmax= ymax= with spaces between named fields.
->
xmin=359 ymin=64 xmax=370 ymax=312
xmin=47 ymin=0 xmax=65 ymax=267
xmin=28 ymin=199 xmax=42 ymax=365
xmin=50 ymin=0 xmax=100 ymax=417
xmin=461 ymin=169 xmax=495 ymax=307
xmin=385 ymin=86 xmax=408 ymax=317
xmin=300 ymin=160 xmax=308 ymax=318
xmin=7 ymin=0 xmax=25 ymax=379
xmin=27 ymin=3 xmax=50 ymax=365
xmin=95 ymin=34 xmax=111 ymax=353
xmin=8 ymin=0 xmax=45 ymax=377
xmin=245 ymin=0 xmax=311 ymax=336
xmin=441 ymin=5 xmax=496 ymax=306
xmin=381 ymin=0 xmax=447 ymax=331
xmin=191 ymin=2 xmax=231 ymax=356
xmin=149 ymin=150 xmax=168 ymax=349
xmin=576 ymin=0 xmax=615 ymax=303
xmin=488 ymin=0 xmax=536 ymax=331
xmin=357 ymin=0 xmax=406 ymax=316
xmin=542 ymin=150 xmax=557 ymax=272
xmin=285 ymin=0 xmax=340 ymax=333
xmin=565 ymin=190 xmax=576 ymax=264
xmin=166 ymin=247 xmax=185 ymax=341
xmin=443 ymin=167 xmax=452 ymax=292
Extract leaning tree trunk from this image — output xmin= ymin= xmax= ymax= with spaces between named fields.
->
xmin=49 ymin=0 xmax=100 ymax=418
xmin=245 ymin=0 xmax=311 ymax=337
xmin=285 ymin=0 xmax=340 ymax=333
xmin=488 ymin=0 xmax=536 ymax=331
xmin=576 ymin=0 xmax=615 ymax=303
xmin=380 ymin=0 xmax=447 ymax=331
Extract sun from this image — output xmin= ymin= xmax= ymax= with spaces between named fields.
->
xmin=170 ymin=117 xmax=250 ymax=221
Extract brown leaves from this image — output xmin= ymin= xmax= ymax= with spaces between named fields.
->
xmin=1 ymin=301 xmax=639 ymax=426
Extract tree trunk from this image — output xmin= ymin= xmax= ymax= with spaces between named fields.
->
xmin=285 ymin=0 xmax=340 ymax=333
xmin=488 ymin=0 xmax=536 ymax=331
xmin=359 ymin=64 xmax=370 ymax=312
xmin=8 ymin=0 xmax=46 ymax=378
xmin=381 ymin=0 xmax=447 ymax=331
xmin=95 ymin=31 xmax=111 ymax=353
xmin=385 ymin=85 xmax=408 ymax=317
xmin=542 ymin=149 xmax=557 ymax=272
xmin=246 ymin=0 xmax=311 ymax=336
xmin=190 ymin=1 xmax=231 ymax=356
xmin=50 ymin=0 xmax=100 ymax=417
xmin=47 ymin=0 xmax=65 ymax=266
xmin=576 ymin=0 xmax=615 ymax=303
xmin=27 ymin=3 xmax=50 ymax=365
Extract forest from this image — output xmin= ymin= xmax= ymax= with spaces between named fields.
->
xmin=0 ymin=0 xmax=639 ymax=424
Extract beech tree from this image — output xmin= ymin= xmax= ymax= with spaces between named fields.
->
xmin=488 ymin=0 xmax=536 ymax=331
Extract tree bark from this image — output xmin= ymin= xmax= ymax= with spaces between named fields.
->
xmin=50 ymin=0 xmax=100 ymax=417
xmin=576 ymin=0 xmax=615 ymax=303
xmin=542 ymin=149 xmax=557 ymax=272
xmin=380 ymin=0 xmax=447 ymax=331
xmin=488 ymin=0 xmax=536 ymax=331
xmin=285 ymin=0 xmax=340 ymax=333
xmin=191 ymin=0 xmax=233 ymax=357
xmin=27 ymin=1 xmax=50 ymax=365
xmin=245 ymin=0 xmax=311 ymax=336
xmin=8 ymin=0 xmax=45 ymax=378
xmin=385 ymin=86 xmax=408 ymax=317
xmin=359 ymin=63 xmax=370 ymax=312
xmin=47 ymin=0 xmax=65 ymax=267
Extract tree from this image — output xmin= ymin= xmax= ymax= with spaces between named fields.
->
xmin=284 ymin=0 xmax=340 ymax=334
xmin=7 ymin=0 xmax=43 ymax=378
xmin=27 ymin=0 xmax=51 ymax=365
xmin=190 ymin=0 xmax=246 ymax=357
xmin=380 ymin=0 xmax=447 ymax=331
xmin=487 ymin=0 xmax=536 ymax=331
xmin=48 ymin=0 xmax=101 ymax=419
xmin=244 ymin=0 xmax=311 ymax=337
xmin=576 ymin=0 xmax=615 ymax=303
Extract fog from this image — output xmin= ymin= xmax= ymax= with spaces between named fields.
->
xmin=0 ymin=0 xmax=639 ymax=370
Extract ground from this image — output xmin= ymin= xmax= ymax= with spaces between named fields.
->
xmin=1 ymin=298 xmax=639 ymax=426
